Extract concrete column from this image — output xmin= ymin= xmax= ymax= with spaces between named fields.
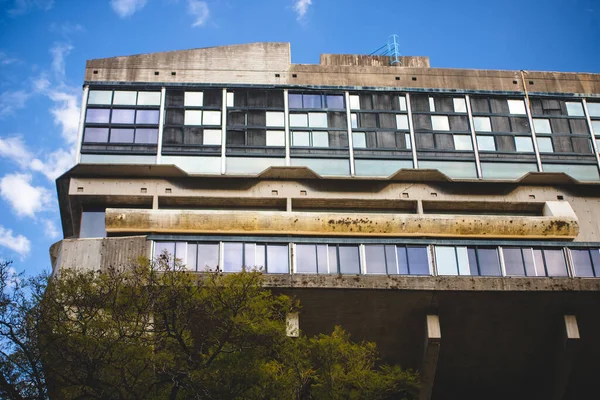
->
xmin=552 ymin=315 xmax=580 ymax=400
xmin=156 ymin=87 xmax=166 ymax=164
xmin=286 ymin=197 xmax=292 ymax=212
xmin=75 ymin=85 xmax=89 ymax=164
xmin=420 ymin=314 xmax=441 ymax=400
xmin=405 ymin=93 xmax=419 ymax=169
xmin=523 ymin=93 xmax=544 ymax=172
xmin=465 ymin=94 xmax=483 ymax=179
xmin=221 ymin=88 xmax=227 ymax=174
xmin=284 ymin=89 xmax=291 ymax=166
xmin=345 ymin=91 xmax=356 ymax=176
xmin=582 ymin=99 xmax=600 ymax=174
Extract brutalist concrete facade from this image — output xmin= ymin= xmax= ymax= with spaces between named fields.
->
xmin=52 ymin=43 xmax=600 ymax=399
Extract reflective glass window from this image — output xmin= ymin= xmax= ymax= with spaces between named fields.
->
xmin=352 ymin=132 xmax=366 ymax=148
xmin=587 ymin=102 xmax=600 ymax=117
xmin=396 ymin=114 xmax=409 ymax=130
xmin=88 ymin=90 xmax=112 ymax=105
xmin=349 ymin=95 xmax=360 ymax=110
xmin=137 ymin=92 xmax=161 ymax=106
xmin=113 ymin=91 xmax=137 ymax=105
xmin=326 ymin=95 xmax=345 ymax=109
xmin=266 ymin=130 xmax=285 ymax=146
xmin=338 ymin=245 xmax=360 ymax=274
xmin=566 ymin=102 xmax=584 ymax=116
xmin=399 ymin=96 xmax=407 ymax=111
xmin=296 ymin=244 xmax=317 ymax=273
xmin=202 ymin=111 xmax=221 ymax=125
xmin=136 ymin=110 xmax=159 ymax=124
xmin=111 ymin=109 xmax=135 ymax=124
xmin=454 ymin=135 xmax=473 ymax=150
xmin=86 ymin=109 xmax=110 ymax=123
xmin=267 ymin=245 xmax=289 ymax=273
xmin=591 ymin=121 xmax=600 ymax=135
xmin=453 ymin=98 xmax=467 ymax=113
xmin=533 ymin=119 xmax=552 ymax=134
xmin=431 ymin=115 xmax=450 ymax=131
xmin=185 ymin=110 xmax=203 ymax=125
xmin=435 ymin=246 xmax=458 ymax=275
xmin=570 ymin=249 xmax=595 ymax=277
xmin=365 ymin=245 xmax=388 ymax=274
xmin=407 ymin=246 xmax=429 ymax=275
xmin=223 ymin=242 xmax=243 ymax=272
xmin=203 ymin=129 xmax=222 ymax=145
xmin=84 ymin=127 xmax=109 ymax=142
xmin=195 ymin=243 xmax=219 ymax=271
xmin=474 ymin=117 xmax=492 ymax=132
xmin=477 ymin=136 xmax=496 ymax=151
xmin=515 ymin=137 xmax=533 ymax=152
xmin=80 ymin=210 xmax=106 ymax=238
xmin=288 ymin=94 xmax=303 ymax=109
xmin=184 ymin=92 xmax=204 ymax=107
xmin=308 ymin=113 xmax=328 ymax=128
xmin=303 ymin=94 xmax=322 ymax=109
xmin=537 ymin=137 xmax=554 ymax=152
xmin=544 ymin=249 xmax=568 ymax=277
xmin=507 ymin=99 xmax=526 ymax=115
xmin=312 ymin=131 xmax=329 ymax=147
xmin=292 ymin=131 xmax=310 ymax=146
xmin=290 ymin=113 xmax=308 ymax=127
xmin=109 ymin=128 xmax=134 ymax=143
xmin=266 ymin=111 xmax=284 ymax=127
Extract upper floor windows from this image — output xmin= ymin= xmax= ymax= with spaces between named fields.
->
xmin=289 ymin=93 xmax=345 ymax=109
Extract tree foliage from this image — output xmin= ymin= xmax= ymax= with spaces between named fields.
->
xmin=0 ymin=257 xmax=419 ymax=399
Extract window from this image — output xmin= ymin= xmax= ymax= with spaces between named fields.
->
xmin=184 ymin=92 xmax=204 ymax=107
xmin=435 ymin=246 xmax=501 ymax=276
xmin=364 ymin=245 xmax=395 ymax=274
xmin=477 ymin=136 xmax=496 ymax=151
xmin=289 ymin=93 xmax=345 ymax=109
xmin=537 ymin=137 xmax=554 ymax=153
xmin=352 ymin=132 xmax=367 ymax=148
xmin=86 ymin=109 xmax=110 ymax=123
xmin=473 ymin=117 xmax=492 ymax=132
xmin=203 ymin=130 xmax=222 ymax=145
xmin=533 ymin=119 xmax=552 ymax=133
xmin=308 ymin=112 xmax=328 ymax=128
xmin=153 ymin=242 xmax=187 ymax=268
xmin=515 ymin=137 xmax=534 ymax=152
xmin=503 ymin=247 xmax=568 ymax=277
xmin=570 ymin=249 xmax=600 ymax=277
xmin=365 ymin=245 xmax=429 ymax=275
xmin=84 ymin=127 xmax=109 ymax=142
xmin=566 ymin=102 xmax=584 ymax=116
xmin=396 ymin=114 xmax=409 ymax=130
xmin=266 ymin=130 xmax=285 ymax=146
xmin=292 ymin=131 xmax=310 ymax=146
xmin=184 ymin=110 xmax=203 ymax=125
xmin=290 ymin=114 xmax=308 ymax=127
xmin=295 ymin=244 xmax=360 ymax=274
xmin=266 ymin=112 xmax=284 ymax=127
xmin=187 ymin=243 xmax=219 ymax=271
xmin=88 ymin=90 xmax=112 ymax=105
xmin=592 ymin=121 xmax=600 ymax=134
xmin=349 ymin=95 xmax=360 ymax=110
xmin=79 ymin=209 xmax=106 ymax=238
xmin=137 ymin=92 xmax=161 ymax=106
xmin=453 ymin=98 xmax=467 ymax=113
xmin=507 ymin=99 xmax=526 ymax=115
xmin=453 ymin=135 xmax=473 ymax=151
xmin=223 ymin=242 xmax=288 ymax=273
xmin=431 ymin=115 xmax=450 ymax=131
xmin=587 ymin=102 xmax=600 ymax=117
xmin=113 ymin=91 xmax=137 ymax=105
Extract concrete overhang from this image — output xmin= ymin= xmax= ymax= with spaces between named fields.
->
xmin=104 ymin=207 xmax=579 ymax=239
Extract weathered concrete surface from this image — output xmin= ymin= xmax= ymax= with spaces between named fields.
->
xmin=84 ymin=42 xmax=600 ymax=95
xmin=319 ymin=54 xmax=430 ymax=68
xmin=104 ymin=208 xmax=579 ymax=239
xmin=50 ymin=236 xmax=149 ymax=273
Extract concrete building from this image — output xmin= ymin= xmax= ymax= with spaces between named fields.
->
xmin=51 ymin=43 xmax=600 ymax=399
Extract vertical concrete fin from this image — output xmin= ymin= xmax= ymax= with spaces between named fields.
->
xmin=419 ymin=314 xmax=441 ymax=400
xmin=552 ymin=315 xmax=580 ymax=400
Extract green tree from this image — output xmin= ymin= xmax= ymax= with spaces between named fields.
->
xmin=1 ymin=256 xmax=419 ymax=399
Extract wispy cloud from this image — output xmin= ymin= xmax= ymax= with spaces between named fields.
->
xmin=41 ymin=218 xmax=60 ymax=239
xmin=0 ymin=52 xmax=20 ymax=66
xmin=0 ymin=90 xmax=29 ymax=118
xmin=0 ymin=225 xmax=30 ymax=258
xmin=0 ymin=136 xmax=31 ymax=169
xmin=293 ymin=0 xmax=312 ymax=20
xmin=188 ymin=0 xmax=209 ymax=27
xmin=6 ymin=0 xmax=54 ymax=15
xmin=0 ymin=173 xmax=52 ymax=218
xmin=49 ymin=42 xmax=73 ymax=77
xmin=49 ymin=22 xmax=85 ymax=38
xmin=110 ymin=0 xmax=147 ymax=18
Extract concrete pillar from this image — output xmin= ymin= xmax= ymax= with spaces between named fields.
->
xmin=75 ymin=85 xmax=89 ymax=164
xmin=465 ymin=94 xmax=483 ymax=179
xmin=582 ymin=99 xmax=600 ymax=175
xmin=156 ymin=87 xmax=166 ymax=164
xmin=345 ymin=91 xmax=356 ymax=176
xmin=406 ymin=92 xmax=419 ymax=169
xmin=284 ymin=89 xmax=291 ymax=166
xmin=221 ymin=88 xmax=227 ymax=174
xmin=552 ymin=315 xmax=580 ymax=400
xmin=419 ymin=314 xmax=441 ymax=400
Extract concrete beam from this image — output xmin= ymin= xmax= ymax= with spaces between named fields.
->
xmin=105 ymin=208 xmax=579 ymax=239
xmin=420 ymin=315 xmax=441 ymax=400
xmin=553 ymin=315 xmax=580 ymax=400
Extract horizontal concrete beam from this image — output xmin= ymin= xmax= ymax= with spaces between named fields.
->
xmin=105 ymin=208 xmax=579 ymax=239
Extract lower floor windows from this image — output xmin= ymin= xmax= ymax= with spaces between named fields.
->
xmin=365 ymin=245 xmax=429 ymax=275
xmin=295 ymin=244 xmax=360 ymax=274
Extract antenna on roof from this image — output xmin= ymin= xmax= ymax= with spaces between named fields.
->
xmin=370 ymin=34 xmax=402 ymax=66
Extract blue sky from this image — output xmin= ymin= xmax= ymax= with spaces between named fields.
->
xmin=0 ymin=0 xmax=598 ymax=275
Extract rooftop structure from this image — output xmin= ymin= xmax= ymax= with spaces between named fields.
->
xmin=52 ymin=43 xmax=600 ymax=400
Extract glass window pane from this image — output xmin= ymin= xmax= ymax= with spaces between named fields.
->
xmin=137 ymin=92 xmax=161 ymax=106
xmin=312 ymin=131 xmax=329 ymax=147
xmin=431 ymin=115 xmax=449 ymax=131
xmin=292 ymin=131 xmax=310 ymax=146
xmin=113 ymin=91 xmax=137 ymax=105
xmin=244 ymin=243 xmax=256 ymax=268
xmin=266 ymin=130 xmax=284 ymax=146
xmin=365 ymin=245 xmax=387 ymax=274
xmin=474 ymin=117 xmax=492 ymax=132
xmin=454 ymin=135 xmax=473 ymax=150
xmin=290 ymin=113 xmax=308 ymax=127
xmin=326 ymin=95 xmax=344 ymax=109
xmin=456 ymin=246 xmax=470 ymax=276
xmin=223 ymin=242 xmax=243 ymax=272
xmin=175 ymin=242 xmax=187 ymax=266
xmin=396 ymin=114 xmax=409 ymax=130
xmin=349 ymin=95 xmax=360 ymax=110
xmin=467 ymin=248 xmax=479 ymax=275
xmin=187 ymin=243 xmax=197 ymax=271
xmin=522 ymin=248 xmax=536 ymax=276
xmin=136 ymin=110 xmax=159 ymax=124
xmin=407 ymin=246 xmax=429 ymax=275
xmin=399 ymin=96 xmax=407 ymax=111
xmin=267 ymin=245 xmax=289 ymax=273
xmin=477 ymin=248 xmax=501 ymax=276
xmin=328 ymin=246 xmax=339 ymax=273
xmin=266 ymin=111 xmax=284 ymax=127
xmin=203 ymin=111 xmax=221 ymax=125
xmin=134 ymin=128 xmax=158 ymax=144
xmin=288 ymin=94 xmax=303 ymax=109
xmin=507 ymin=99 xmax=526 ymax=115
xmin=109 ymin=128 xmax=134 ymax=143
xmin=111 ymin=109 xmax=135 ymax=124
xmin=197 ymin=243 xmax=220 ymax=271
xmin=477 ymin=136 xmax=496 ymax=151
xmin=309 ymin=113 xmax=328 ymax=128
xmin=226 ymin=92 xmax=234 ymax=107
xmin=515 ymin=137 xmax=533 ymax=152
xmin=384 ymin=245 xmax=396 ymax=274
xmin=591 ymin=121 xmax=600 ymax=135
xmin=537 ymin=137 xmax=554 ymax=152
xmin=533 ymin=249 xmax=545 ymax=276
xmin=351 ymin=113 xmax=358 ymax=128
xmin=154 ymin=242 xmax=175 ymax=261
xmin=428 ymin=97 xmax=436 ymax=112
xmin=84 ymin=127 xmax=109 ymax=142
xmin=317 ymin=245 xmax=329 ymax=274
xmin=571 ymin=249 xmax=594 ymax=277
xmin=86 ymin=109 xmax=110 ymax=123
xmin=435 ymin=246 xmax=458 ymax=275
xmin=566 ymin=102 xmax=584 ymax=117
xmin=396 ymin=246 xmax=408 ymax=274
xmin=591 ymin=250 xmax=600 ymax=277
xmin=203 ymin=129 xmax=222 ymax=145
xmin=80 ymin=210 xmax=106 ymax=238
xmin=352 ymin=132 xmax=366 ymax=148
xmin=296 ymin=244 xmax=317 ymax=273
xmin=503 ymin=248 xmax=525 ymax=276
xmin=184 ymin=92 xmax=203 ymax=107
xmin=338 ymin=245 xmax=360 ymax=274
xmin=185 ymin=110 xmax=203 ymax=125
xmin=544 ymin=249 xmax=568 ymax=277
xmin=587 ymin=102 xmax=600 ymax=117
xmin=256 ymin=244 xmax=265 ymax=269
xmin=88 ymin=90 xmax=112 ymax=105
xmin=303 ymin=94 xmax=322 ymax=109
xmin=533 ymin=119 xmax=552 ymax=134
xmin=453 ymin=98 xmax=467 ymax=113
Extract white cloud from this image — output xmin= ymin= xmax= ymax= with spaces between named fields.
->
xmin=7 ymin=0 xmax=54 ymax=15
xmin=30 ymin=148 xmax=74 ymax=180
xmin=47 ymin=89 xmax=80 ymax=145
xmin=0 ymin=136 xmax=31 ymax=169
xmin=293 ymin=0 xmax=312 ymax=19
xmin=110 ymin=0 xmax=148 ymax=18
xmin=0 ymin=90 xmax=29 ymax=118
xmin=41 ymin=218 xmax=60 ymax=239
xmin=49 ymin=22 xmax=85 ymax=38
xmin=0 ymin=173 xmax=52 ymax=218
xmin=50 ymin=42 xmax=73 ymax=77
xmin=0 ymin=225 xmax=30 ymax=258
xmin=188 ymin=0 xmax=209 ymax=27
xmin=0 ymin=52 xmax=20 ymax=66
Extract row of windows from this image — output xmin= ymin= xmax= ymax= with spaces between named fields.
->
xmin=88 ymin=90 xmax=161 ymax=106
xmin=153 ymin=241 xmax=600 ymax=278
